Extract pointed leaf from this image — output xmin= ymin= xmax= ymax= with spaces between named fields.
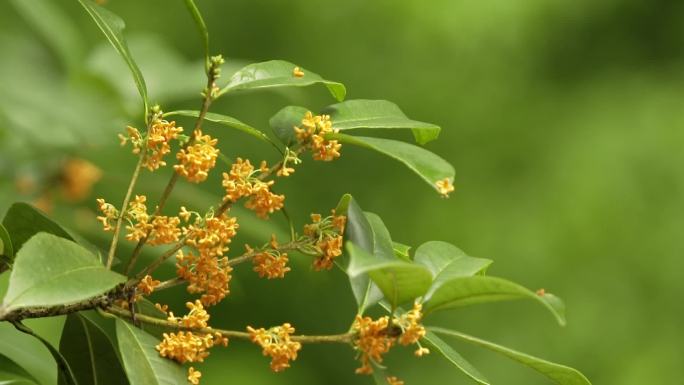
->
xmin=12 ymin=322 xmax=78 ymax=385
xmin=115 ymin=319 xmax=187 ymax=385
xmin=0 ymin=353 xmax=39 ymax=384
xmin=430 ymin=328 xmax=592 ymax=385
xmin=59 ymin=314 xmax=128 ymax=385
xmin=346 ymin=242 xmax=432 ymax=308
xmin=422 ymin=276 xmax=566 ymax=326
xmin=392 ymin=242 xmax=411 ymax=261
xmin=2 ymin=202 xmax=73 ymax=253
xmin=422 ymin=330 xmax=490 ymax=385
xmin=219 ymin=60 xmax=345 ymax=101
xmin=414 ymin=241 xmax=492 ymax=300
xmin=183 ymin=0 xmax=209 ymax=66
xmin=331 ymin=134 xmax=455 ymax=195
xmin=334 ymin=195 xmax=382 ymax=313
xmin=269 ymin=105 xmax=308 ymax=146
xmin=76 ymin=0 xmax=148 ymax=117
xmin=165 ymin=110 xmax=274 ymax=144
xmin=0 ymin=233 xmax=126 ymax=312
xmin=322 ymin=99 xmax=440 ymax=145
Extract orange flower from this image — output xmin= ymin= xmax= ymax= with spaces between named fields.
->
xmin=435 ymin=177 xmax=454 ymax=198
xmin=176 ymin=251 xmax=233 ymax=307
xmin=61 ymin=158 xmax=102 ymax=201
xmin=175 ymin=130 xmax=219 ymax=183
xmin=187 ymin=367 xmax=202 ymax=385
xmin=293 ymin=111 xmax=341 ymax=162
xmin=148 ymin=215 xmax=181 ymax=246
xmin=96 ymin=198 xmax=118 ymax=231
xmin=386 ymin=376 xmax=404 ymax=385
xmin=352 ymin=315 xmax=395 ymax=374
xmin=137 ymin=275 xmax=160 ymax=296
xmin=395 ymin=303 xmax=429 ymax=356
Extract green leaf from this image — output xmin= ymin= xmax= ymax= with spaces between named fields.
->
xmin=0 ymin=233 xmax=125 ymax=313
xmin=422 ymin=330 xmax=490 ymax=385
xmin=322 ymin=99 xmax=440 ymax=145
xmin=346 ymin=242 xmax=432 ymax=308
xmin=2 ymin=202 xmax=73 ymax=253
xmin=331 ymin=134 xmax=455 ymax=195
xmin=269 ymin=105 xmax=309 ymax=146
xmin=59 ymin=314 xmax=128 ymax=385
xmin=165 ymin=110 xmax=275 ymax=145
xmin=0 ymin=353 xmax=39 ymax=384
xmin=334 ymin=195 xmax=383 ymax=313
xmin=115 ymin=319 xmax=187 ymax=385
xmin=76 ymin=0 xmax=148 ymax=118
xmin=0 ymin=223 xmax=13 ymax=264
xmin=422 ymin=276 xmax=566 ymax=326
xmin=219 ymin=60 xmax=346 ymax=101
xmin=183 ymin=0 xmax=209 ymax=67
xmin=414 ymin=241 xmax=492 ymax=300
xmin=12 ymin=322 xmax=78 ymax=385
xmin=392 ymin=242 xmax=411 ymax=261
xmin=430 ymin=327 xmax=592 ymax=385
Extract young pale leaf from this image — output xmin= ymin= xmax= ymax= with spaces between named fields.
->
xmin=219 ymin=60 xmax=346 ymax=101
xmin=322 ymin=99 xmax=440 ymax=145
xmin=330 ymin=134 xmax=455 ymax=195
xmin=422 ymin=330 xmax=490 ymax=385
xmin=414 ymin=241 xmax=492 ymax=300
xmin=59 ymin=314 xmax=129 ymax=385
xmin=392 ymin=242 xmax=411 ymax=261
xmin=116 ymin=319 xmax=187 ymax=385
xmin=430 ymin=327 xmax=592 ymax=385
xmin=269 ymin=105 xmax=309 ymax=146
xmin=76 ymin=0 xmax=148 ymax=117
xmin=346 ymin=242 xmax=433 ymax=308
xmin=183 ymin=0 xmax=209 ymax=66
xmin=0 ymin=353 xmax=39 ymax=384
xmin=422 ymin=276 xmax=566 ymax=326
xmin=164 ymin=110 xmax=274 ymax=144
xmin=0 ymin=233 xmax=125 ymax=312
xmin=2 ymin=202 xmax=73 ymax=253
xmin=334 ymin=195 xmax=384 ymax=313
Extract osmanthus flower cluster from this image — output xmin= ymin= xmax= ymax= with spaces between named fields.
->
xmin=0 ymin=4 xmax=590 ymax=385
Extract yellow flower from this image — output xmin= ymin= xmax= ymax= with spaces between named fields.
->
xmin=395 ymin=302 xmax=429 ymax=356
xmin=253 ymin=236 xmax=291 ymax=279
xmin=61 ymin=158 xmax=102 ymax=201
xmin=187 ymin=367 xmax=202 ymax=385
xmin=292 ymin=66 xmax=305 ymax=78
xmin=148 ymin=215 xmax=181 ymax=246
xmin=247 ymin=323 xmax=302 ymax=372
xmin=352 ymin=315 xmax=395 ymax=375
xmin=156 ymin=331 xmax=213 ymax=363
xmin=386 ymin=376 xmax=404 ymax=385
xmin=435 ymin=177 xmax=454 ymax=198
xmin=244 ymin=182 xmax=285 ymax=219
xmin=96 ymin=198 xmax=118 ymax=231
xmin=176 ymin=251 xmax=233 ymax=307
xmin=174 ymin=130 xmax=219 ymax=183
xmin=137 ymin=275 xmax=160 ymax=296
xmin=184 ymin=213 xmax=239 ymax=258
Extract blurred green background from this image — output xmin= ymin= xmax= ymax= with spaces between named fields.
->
xmin=1 ymin=0 xmax=683 ymax=384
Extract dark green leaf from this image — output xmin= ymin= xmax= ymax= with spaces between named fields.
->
xmin=183 ymin=0 xmax=209 ymax=67
xmin=59 ymin=314 xmax=128 ymax=385
xmin=13 ymin=322 xmax=78 ymax=385
xmin=2 ymin=202 xmax=73 ymax=253
xmin=422 ymin=330 xmax=490 ymax=385
xmin=115 ymin=319 xmax=187 ymax=385
xmin=414 ymin=241 xmax=492 ymax=300
xmin=334 ymin=195 xmax=383 ymax=313
xmin=269 ymin=105 xmax=309 ymax=146
xmin=430 ymin=327 xmax=592 ymax=385
xmin=331 ymin=134 xmax=455 ymax=195
xmin=422 ymin=276 xmax=566 ymax=326
xmin=76 ymin=0 xmax=148 ymax=118
xmin=322 ymin=99 xmax=440 ymax=145
xmin=0 ymin=233 xmax=125 ymax=313
xmin=165 ymin=110 xmax=274 ymax=144
xmin=0 ymin=223 xmax=13 ymax=272
xmin=219 ymin=60 xmax=346 ymax=101
xmin=0 ymin=353 xmax=39 ymax=384
xmin=346 ymin=242 xmax=432 ymax=308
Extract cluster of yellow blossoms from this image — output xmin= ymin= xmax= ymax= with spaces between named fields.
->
xmin=222 ymin=158 xmax=285 ymax=218
xmin=174 ymin=130 xmax=219 ymax=183
xmin=250 ymin=235 xmax=291 ymax=279
xmin=247 ymin=323 xmax=302 ymax=372
xmin=302 ymin=211 xmax=347 ymax=270
xmin=120 ymin=117 xmax=183 ymax=171
xmin=176 ymin=210 xmax=239 ymax=306
xmin=156 ymin=301 xmax=228 ymax=384
xmin=352 ymin=303 xmax=428 ymax=377
xmin=294 ymin=111 xmax=341 ymax=161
